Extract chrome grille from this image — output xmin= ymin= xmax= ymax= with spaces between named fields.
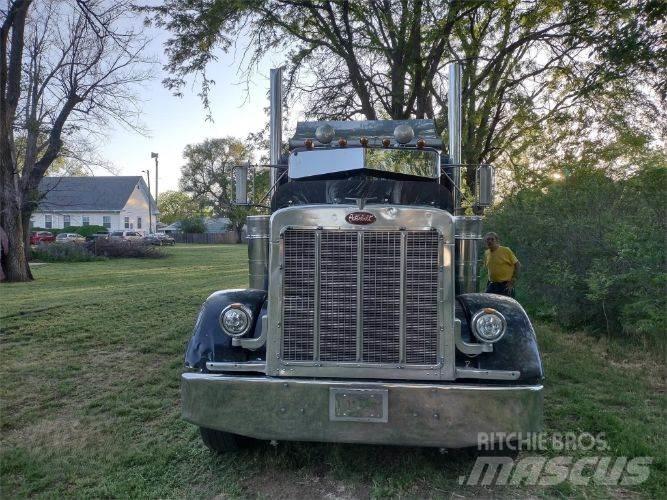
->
xmin=282 ymin=230 xmax=316 ymax=360
xmin=405 ymin=231 xmax=440 ymax=364
xmin=319 ymin=232 xmax=358 ymax=361
xmin=362 ymin=231 xmax=401 ymax=363
xmin=281 ymin=228 xmax=440 ymax=365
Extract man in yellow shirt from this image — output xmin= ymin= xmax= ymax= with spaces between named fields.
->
xmin=483 ymin=232 xmax=521 ymax=298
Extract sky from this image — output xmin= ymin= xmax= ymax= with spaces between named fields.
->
xmin=97 ymin=23 xmax=291 ymax=194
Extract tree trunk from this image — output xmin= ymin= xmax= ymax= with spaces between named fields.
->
xmin=0 ymin=182 xmax=32 ymax=282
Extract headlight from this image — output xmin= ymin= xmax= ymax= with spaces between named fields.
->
xmin=219 ymin=304 xmax=252 ymax=337
xmin=471 ymin=308 xmax=507 ymax=343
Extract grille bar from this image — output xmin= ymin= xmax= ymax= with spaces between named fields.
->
xmin=282 ymin=228 xmax=440 ymax=365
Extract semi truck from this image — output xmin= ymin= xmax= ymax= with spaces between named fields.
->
xmin=181 ymin=65 xmax=544 ymax=452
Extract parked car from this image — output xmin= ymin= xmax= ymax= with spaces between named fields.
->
xmin=55 ymin=233 xmax=86 ymax=244
xmin=30 ymin=231 xmax=55 ymax=245
xmin=109 ymin=231 xmax=144 ymax=241
xmin=86 ymin=232 xmax=109 ymax=242
xmin=144 ymin=233 xmax=175 ymax=246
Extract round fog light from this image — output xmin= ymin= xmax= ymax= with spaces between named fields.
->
xmin=471 ymin=308 xmax=506 ymax=343
xmin=220 ymin=304 xmax=252 ymax=337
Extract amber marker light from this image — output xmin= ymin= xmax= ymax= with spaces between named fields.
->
xmin=382 ymin=138 xmax=391 ymax=148
xmin=338 ymin=138 xmax=348 ymax=147
xmin=416 ymin=138 xmax=426 ymax=149
xmin=360 ymin=136 xmax=369 ymax=147
xmin=304 ymin=138 xmax=314 ymax=149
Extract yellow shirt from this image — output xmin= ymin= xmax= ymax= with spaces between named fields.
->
xmin=484 ymin=246 xmax=518 ymax=282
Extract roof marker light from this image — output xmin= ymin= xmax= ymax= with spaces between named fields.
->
xmin=394 ymin=124 xmax=415 ymax=144
xmin=315 ymin=124 xmax=335 ymax=144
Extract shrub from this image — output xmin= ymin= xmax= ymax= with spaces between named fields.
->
xmin=179 ymin=217 xmax=206 ymax=233
xmin=89 ymin=239 xmax=166 ymax=259
xmin=485 ymin=166 xmax=666 ymax=346
xmin=31 ymin=242 xmax=102 ymax=262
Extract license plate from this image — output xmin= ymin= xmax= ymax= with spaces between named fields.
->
xmin=329 ymin=388 xmax=388 ymax=423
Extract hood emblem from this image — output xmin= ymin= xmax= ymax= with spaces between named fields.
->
xmin=346 ymin=212 xmax=376 ymax=225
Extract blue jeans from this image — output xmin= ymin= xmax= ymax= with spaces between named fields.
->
xmin=486 ymin=281 xmax=515 ymax=298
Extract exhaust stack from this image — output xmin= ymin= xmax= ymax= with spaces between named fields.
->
xmin=269 ymin=67 xmax=283 ymax=196
xmin=448 ymin=63 xmax=462 ymax=211
xmin=450 ymin=63 xmax=482 ymax=294
xmin=247 ymin=215 xmax=270 ymax=290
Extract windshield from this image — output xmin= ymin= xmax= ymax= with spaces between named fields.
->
xmin=289 ymin=147 xmax=439 ymax=180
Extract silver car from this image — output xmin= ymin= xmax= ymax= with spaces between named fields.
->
xmin=55 ymin=233 xmax=86 ymax=244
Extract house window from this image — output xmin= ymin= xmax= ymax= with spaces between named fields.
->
xmin=45 ymin=214 xmax=52 ymax=229
xmin=124 ymin=216 xmax=130 ymax=229
xmin=82 ymin=216 xmax=90 ymax=226
xmin=137 ymin=217 xmax=142 ymax=229
xmin=63 ymin=215 xmax=70 ymax=227
xmin=103 ymin=216 xmax=111 ymax=229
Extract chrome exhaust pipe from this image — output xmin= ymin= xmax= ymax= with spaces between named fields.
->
xmin=448 ymin=63 xmax=462 ymax=213
xmin=269 ymin=67 xmax=283 ymax=197
xmin=247 ymin=215 xmax=270 ymax=290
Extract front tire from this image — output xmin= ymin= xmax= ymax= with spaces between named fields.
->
xmin=199 ymin=427 xmax=251 ymax=453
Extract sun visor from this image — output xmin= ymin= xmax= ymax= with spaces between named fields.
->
xmin=289 ymin=119 xmax=442 ymax=150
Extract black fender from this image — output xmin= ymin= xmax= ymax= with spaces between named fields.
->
xmin=456 ymin=293 xmax=544 ymax=384
xmin=185 ymin=289 xmax=267 ymax=370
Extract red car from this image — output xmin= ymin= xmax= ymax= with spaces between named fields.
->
xmin=30 ymin=231 xmax=55 ymax=245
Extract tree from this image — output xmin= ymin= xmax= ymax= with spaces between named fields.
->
xmin=178 ymin=137 xmax=252 ymax=242
xmin=157 ymin=190 xmax=208 ymax=225
xmin=1 ymin=0 xmax=150 ymax=282
xmin=145 ymin=1 xmax=665 ymax=192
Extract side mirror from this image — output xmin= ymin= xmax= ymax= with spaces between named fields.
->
xmin=234 ymin=165 xmax=248 ymax=205
xmin=475 ymin=164 xmax=494 ymax=208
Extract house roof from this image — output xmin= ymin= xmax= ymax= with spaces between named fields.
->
xmin=38 ymin=176 xmax=157 ymax=213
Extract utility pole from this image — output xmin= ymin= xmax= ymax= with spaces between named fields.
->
xmin=143 ymin=169 xmax=153 ymax=234
xmin=151 ymin=152 xmax=159 ymax=225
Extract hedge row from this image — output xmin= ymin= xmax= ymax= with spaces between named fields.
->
xmin=31 ymin=240 xmax=166 ymax=262
xmin=485 ymin=166 xmax=665 ymax=347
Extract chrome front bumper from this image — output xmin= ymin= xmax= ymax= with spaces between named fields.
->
xmin=181 ymin=373 xmax=543 ymax=448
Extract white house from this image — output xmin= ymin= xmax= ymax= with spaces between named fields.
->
xmin=32 ymin=176 xmax=158 ymax=234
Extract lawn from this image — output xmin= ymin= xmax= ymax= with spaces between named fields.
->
xmin=1 ymin=245 xmax=665 ymax=498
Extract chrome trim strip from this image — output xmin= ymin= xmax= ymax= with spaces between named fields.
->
xmin=455 ymin=368 xmax=520 ymax=380
xmin=440 ymin=241 xmax=456 ymax=380
xmin=355 ymin=232 xmax=364 ymax=361
xmin=399 ymin=230 xmax=407 ymax=364
xmin=186 ymin=373 xmax=538 ymax=390
xmin=205 ymin=362 xmax=267 ymax=373
xmin=313 ymin=229 xmax=322 ymax=361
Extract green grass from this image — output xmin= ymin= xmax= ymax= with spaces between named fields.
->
xmin=1 ymin=245 xmax=665 ymax=498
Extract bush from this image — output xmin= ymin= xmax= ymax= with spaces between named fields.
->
xmin=178 ymin=217 xmax=206 ymax=233
xmin=31 ymin=225 xmax=107 ymax=237
xmin=31 ymin=240 xmax=166 ymax=261
xmin=485 ymin=166 xmax=666 ymax=346
xmin=31 ymin=242 xmax=103 ymax=262
xmin=89 ymin=239 xmax=166 ymax=259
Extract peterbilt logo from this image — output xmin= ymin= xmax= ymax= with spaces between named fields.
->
xmin=346 ymin=212 xmax=376 ymax=225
